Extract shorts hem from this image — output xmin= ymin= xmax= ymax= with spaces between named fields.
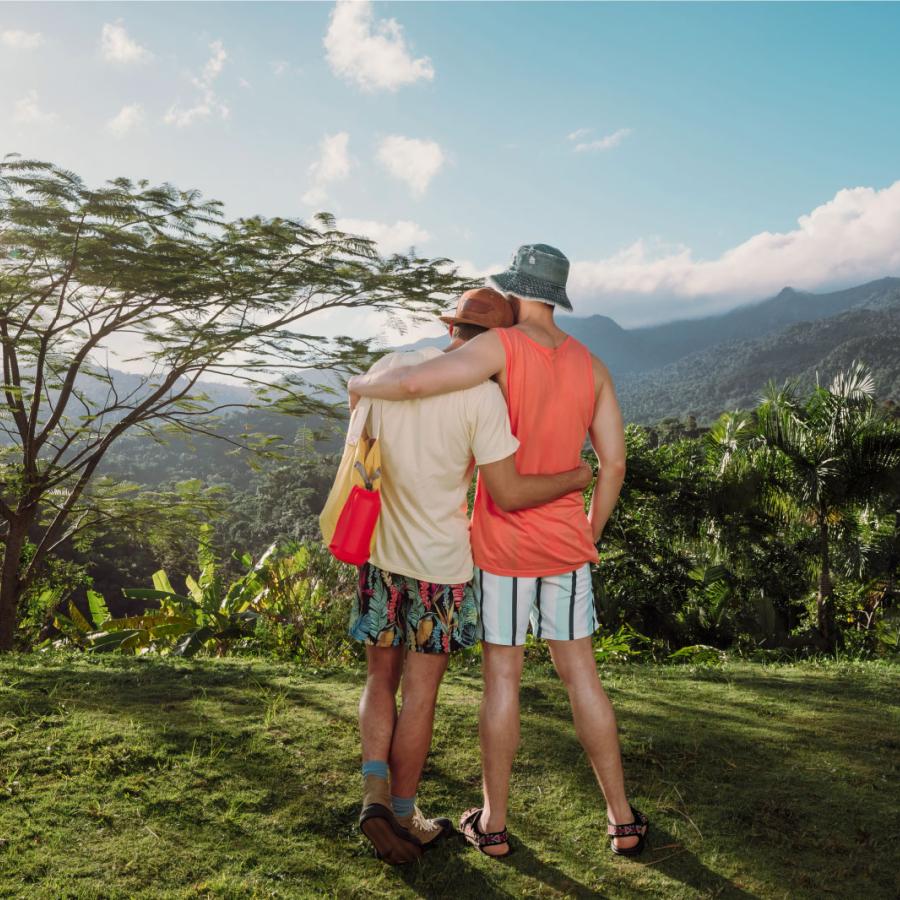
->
xmin=480 ymin=624 xmax=599 ymax=647
xmin=350 ymin=632 xmax=478 ymax=654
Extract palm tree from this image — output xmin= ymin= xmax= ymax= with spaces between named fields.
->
xmin=755 ymin=364 xmax=900 ymax=649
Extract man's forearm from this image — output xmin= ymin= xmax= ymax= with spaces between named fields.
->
xmin=506 ymin=467 xmax=587 ymax=511
xmin=348 ymin=369 xmax=412 ymax=401
xmin=588 ymin=468 xmax=625 ymax=542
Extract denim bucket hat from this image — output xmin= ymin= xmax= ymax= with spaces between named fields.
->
xmin=488 ymin=243 xmax=573 ymax=312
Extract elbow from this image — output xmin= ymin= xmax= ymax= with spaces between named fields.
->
xmin=488 ymin=487 xmax=520 ymax=513
xmin=603 ymin=458 xmax=627 ymax=481
xmin=494 ymin=494 xmax=519 ymax=513
xmin=398 ymin=371 xmax=425 ymax=399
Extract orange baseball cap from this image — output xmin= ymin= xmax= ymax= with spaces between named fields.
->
xmin=438 ymin=287 xmax=514 ymax=329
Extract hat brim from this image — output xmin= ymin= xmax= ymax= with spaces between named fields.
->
xmin=488 ymin=270 xmax=573 ymax=312
xmin=437 ymin=314 xmax=488 ymax=327
xmin=437 ymin=312 xmax=515 ymax=329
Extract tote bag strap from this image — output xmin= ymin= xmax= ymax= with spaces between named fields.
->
xmin=346 ymin=398 xmax=373 ymax=446
xmin=347 ymin=397 xmax=382 ymax=446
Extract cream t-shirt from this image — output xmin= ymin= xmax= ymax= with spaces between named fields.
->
xmin=366 ymin=348 xmax=519 ymax=584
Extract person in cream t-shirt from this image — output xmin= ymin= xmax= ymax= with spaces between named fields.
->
xmin=349 ymin=289 xmax=592 ymax=865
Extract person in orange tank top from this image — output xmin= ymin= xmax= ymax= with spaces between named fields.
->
xmin=349 ymin=244 xmax=649 ymax=858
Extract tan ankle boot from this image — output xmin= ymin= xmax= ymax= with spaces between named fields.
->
xmin=395 ymin=805 xmax=454 ymax=850
xmin=359 ymin=776 xmax=422 ymax=865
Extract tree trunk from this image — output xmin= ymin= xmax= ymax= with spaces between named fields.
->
xmin=817 ymin=518 xmax=836 ymax=651
xmin=0 ymin=524 xmax=27 ymax=652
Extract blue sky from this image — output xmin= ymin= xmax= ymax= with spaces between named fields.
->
xmin=3 ymin=1 xmax=900 ymax=343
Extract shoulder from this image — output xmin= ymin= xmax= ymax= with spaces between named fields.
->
xmin=368 ymin=347 xmax=440 ymax=374
xmin=588 ymin=352 xmax=616 ymax=400
xmin=473 ymin=329 xmax=507 ymax=353
xmin=464 ymin=378 xmax=507 ymax=416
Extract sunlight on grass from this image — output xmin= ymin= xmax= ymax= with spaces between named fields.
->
xmin=0 ymin=655 xmax=897 ymax=898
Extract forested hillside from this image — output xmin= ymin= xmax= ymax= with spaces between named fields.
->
xmin=618 ymin=301 xmax=900 ymax=422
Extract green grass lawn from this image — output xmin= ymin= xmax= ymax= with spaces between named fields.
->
xmin=0 ymin=654 xmax=898 ymax=899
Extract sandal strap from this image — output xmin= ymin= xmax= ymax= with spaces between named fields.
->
xmin=460 ymin=807 xmax=509 ymax=847
xmin=607 ymin=807 xmax=648 ymax=837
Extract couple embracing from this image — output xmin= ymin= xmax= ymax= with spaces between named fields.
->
xmin=343 ymin=244 xmax=649 ymax=864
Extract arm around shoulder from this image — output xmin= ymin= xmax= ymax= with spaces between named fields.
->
xmin=348 ymin=331 xmax=506 ymax=401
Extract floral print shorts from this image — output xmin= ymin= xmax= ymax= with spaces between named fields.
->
xmin=350 ymin=563 xmax=479 ymax=653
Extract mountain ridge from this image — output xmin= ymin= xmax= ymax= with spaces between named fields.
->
xmin=400 ymin=276 xmax=900 ymax=378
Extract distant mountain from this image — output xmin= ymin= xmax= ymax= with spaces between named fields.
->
xmin=623 ymin=277 xmax=900 ymax=371
xmin=402 ymin=277 xmax=900 ymax=381
xmin=617 ymin=299 xmax=900 ymax=423
xmin=399 ymin=276 xmax=900 ymax=423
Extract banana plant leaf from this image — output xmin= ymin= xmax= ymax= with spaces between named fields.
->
xmin=103 ymin=613 xmax=194 ymax=632
xmin=173 ymin=627 xmax=216 ymax=658
xmin=87 ymin=590 xmax=110 ymax=629
xmin=68 ymin=601 xmax=93 ymax=634
xmin=123 ymin=588 xmax=196 ymax=605
xmin=88 ymin=629 xmax=145 ymax=652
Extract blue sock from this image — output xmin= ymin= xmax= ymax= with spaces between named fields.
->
xmin=362 ymin=760 xmax=388 ymax=780
xmin=391 ymin=794 xmax=416 ymax=818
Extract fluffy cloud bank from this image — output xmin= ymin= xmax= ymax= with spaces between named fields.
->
xmin=164 ymin=40 xmax=229 ymax=127
xmin=335 ymin=218 xmax=430 ymax=256
xmin=13 ymin=91 xmax=56 ymax=125
xmin=302 ymin=132 xmax=352 ymax=207
xmin=324 ymin=0 xmax=434 ymax=92
xmin=1 ymin=29 xmax=44 ymax=50
xmin=567 ymin=181 xmax=900 ymax=325
xmin=377 ymin=135 xmax=444 ymax=197
xmin=101 ymin=22 xmax=152 ymax=64
xmin=106 ymin=103 xmax=145 ymax=138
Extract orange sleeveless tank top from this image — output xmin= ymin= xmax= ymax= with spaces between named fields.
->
xmin=470 ymin=327 xmax=599 ymax=577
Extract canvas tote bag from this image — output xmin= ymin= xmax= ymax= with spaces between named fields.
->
xmin=319 ymin=398 xmax=382 ymax=564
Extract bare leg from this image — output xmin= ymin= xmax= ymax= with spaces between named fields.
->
xmin=389 ymin=652 xmax=449 ymax=797
xmin=479 ymin=642 xmax=526 ymax=856
xmin=547 ymin=636 xmax=638 ymax=850
xmin=359 ymin=645 xmax=404 ymax=764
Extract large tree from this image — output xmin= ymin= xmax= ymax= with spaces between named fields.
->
xmin=0 ymin=157 xmax=466 ymax=649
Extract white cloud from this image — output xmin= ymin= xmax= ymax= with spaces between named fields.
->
xmin=324 ymin=0 xmax=434 ymax=92
xmin=13 ymin=91 xmax=56 ymax=125
xmin=335 ymin=218 xmax=430 ymax=255
xmin=106 ymin=103 xmax=145 ymax=138
xmin=571 ymin=127 xmax=632 ymax=153
xmin=302 ymin=132 xmax=352 ymax=206
xmin=567 ymin=127 xmax=591 ymax=142
xmin=567 ymin=180 xmax=900 ymax=325
xmin=270 ymin=60 xmax=290 ymax=77
xmin=376 ymin=135 xmax=444 ymax=198
xmin=101 ymin=21 xmax=152 ymax=64
xmin=164 ymin=40 xmax=229 ymax=128
xmin=1 ymin=29 xmax=44 ymax=50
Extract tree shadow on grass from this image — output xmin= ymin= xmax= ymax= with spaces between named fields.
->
xmin=5 ymin=659 xmax=896 ymax=897
xmin=635 ymin=822 xmax=758 ymax=900
xmin=513 ymin=679 xmax=896 ymax=898
xmin=0 ymin=660 xmax=390 ymax=893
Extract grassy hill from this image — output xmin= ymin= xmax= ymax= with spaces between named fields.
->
xmin=1 ymin=654 xmax=897 ymax=898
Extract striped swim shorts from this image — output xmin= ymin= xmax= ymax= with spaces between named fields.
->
xmin=475 ymin=564 xmax=598 ymax=646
